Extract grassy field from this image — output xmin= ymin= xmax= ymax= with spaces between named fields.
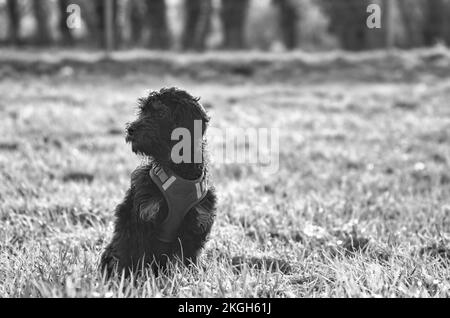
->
xmin=0 ymin=50 xmax=449 ymax=297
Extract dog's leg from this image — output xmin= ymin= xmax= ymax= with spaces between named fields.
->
xmin=174 ymin=204 xmax=215 ymax=267
xmin=131 ymin=169 xmax=162 ymax=223
xmin=100 ymin=189 xmax=134 ymax=278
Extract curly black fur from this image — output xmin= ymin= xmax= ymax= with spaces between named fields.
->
xmin=100 ymin=88 xmax=217 ymax=277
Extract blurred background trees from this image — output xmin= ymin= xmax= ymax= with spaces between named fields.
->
xmin=146 ymin=0 xmax=171 ymax=49
xmin=6 ymin=0 xmax=21 ymax=45
xmin=422 ymin=0 xmax=450 ymax=46
xmin=182 ymin=0 xmax=212 ymax=51
xmin=273 ymin=0 xmax=299 ymax=50
xmin=58 ymin=0 xmax=74 ymax=45
xmin=220 ymin=0 xmax=250 ymax=49
xmin=321 ymin=0 xmax=371 ymax=51
xmin=0 ymin=0 xmax=449 ymax=51
xmin=32 ymin=0 xmax=52 ymax=45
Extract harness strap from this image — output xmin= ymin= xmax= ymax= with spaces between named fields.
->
xmin=149 ymin=166 xmax=208 ymax=243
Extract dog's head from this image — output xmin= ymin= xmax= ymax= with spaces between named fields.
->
xmin=126 ymin=88 xmax=210 ymax=163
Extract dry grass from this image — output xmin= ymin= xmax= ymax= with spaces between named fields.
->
xmin=0 ymin=51 xmax=449 ymax=297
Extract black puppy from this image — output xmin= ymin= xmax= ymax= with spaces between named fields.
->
xmin=100 ymin=88 xmax=217 ymax=277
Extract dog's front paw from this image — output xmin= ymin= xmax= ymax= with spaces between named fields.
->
xmin=139 ymin=198 xmax=162 ymax=222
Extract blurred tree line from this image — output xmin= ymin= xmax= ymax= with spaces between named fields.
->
xmin=1 ymin=0 xmax=449 ymax=51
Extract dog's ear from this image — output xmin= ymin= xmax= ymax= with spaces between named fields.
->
xmin=172 ymin=103 xmax=210 ymax=136
xmin=158 ymin=87 xmax=210 ymax=133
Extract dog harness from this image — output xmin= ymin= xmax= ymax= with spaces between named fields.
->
xmin=149 ymin=166 xmax=208 ymax=243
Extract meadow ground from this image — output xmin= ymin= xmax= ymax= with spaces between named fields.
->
xmin=0 ymin=50 xmax=449 ymax=297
